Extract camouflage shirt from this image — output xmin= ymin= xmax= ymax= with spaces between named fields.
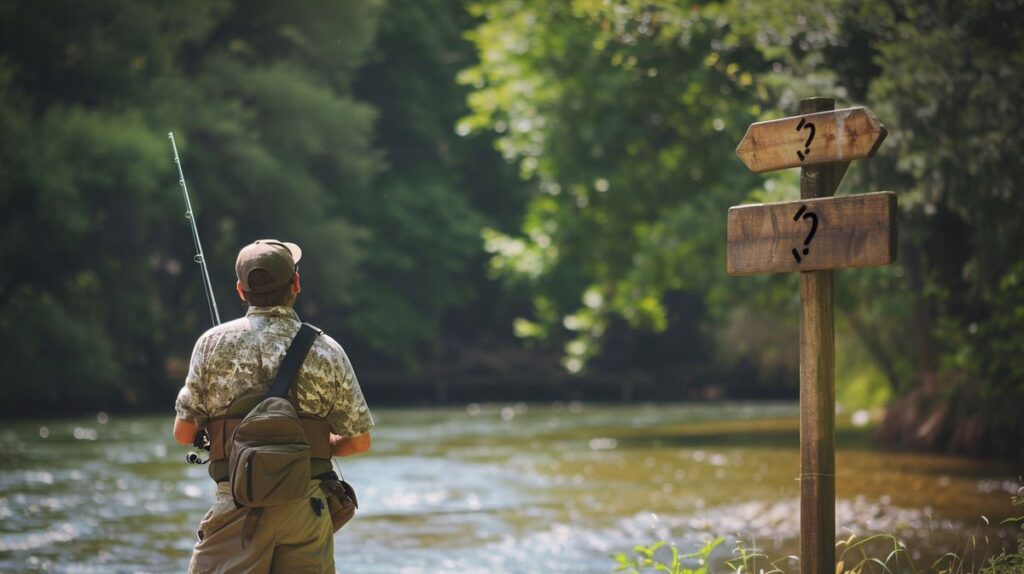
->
xmin=174 ymin=306 xmax=373 ymax=437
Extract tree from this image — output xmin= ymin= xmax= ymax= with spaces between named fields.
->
xmin=849 ymin=0 xmax=1024 ymax=454
xmin=461 ymin=0 xmax=797 ymax=390
xmin=350 ymin=0 xmax=527 ymax=368
xmin=0 ymin=0 xmax=381 ymax=413
xmin=463 ymin=0 xmax=1024 ymax=455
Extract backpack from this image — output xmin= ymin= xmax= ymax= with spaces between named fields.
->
xmin=229 ymin=396 xmax=312 ymax=507
xmin=227 ymin=323 xmax=322 ymax=546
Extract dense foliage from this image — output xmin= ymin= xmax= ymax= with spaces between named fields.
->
xmin=461 ymin=0 xmax=1024 ymax=455
xmin=0 ymin=0 xmax=522 ymax=413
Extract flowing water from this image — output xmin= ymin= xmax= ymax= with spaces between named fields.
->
xmin=0 ymin=402 xmax=1019 ymax=573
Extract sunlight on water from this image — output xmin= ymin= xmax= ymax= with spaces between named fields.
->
xmin=0 ymin=403 xmax=1018 ymax=573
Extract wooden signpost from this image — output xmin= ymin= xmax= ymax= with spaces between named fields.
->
xmin=729 ymin=97 xmax=895 ymax=574
xmin=728 ymin=192 xmax=897 ymax=275
xmin=736 ymin=106 xmax=888 ymax=173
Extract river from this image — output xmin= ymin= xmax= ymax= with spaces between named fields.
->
xmin=0 ymin=402 xmax=1019 ymax=573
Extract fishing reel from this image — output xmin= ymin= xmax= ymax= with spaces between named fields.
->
xmin=185 ymin=428 xmax=211 ymax=465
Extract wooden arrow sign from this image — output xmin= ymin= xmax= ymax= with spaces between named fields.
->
xmin=727 ymin=191 xmax=896 ymax=275
xmin=736 ymin=107 xmax=887 ymax=173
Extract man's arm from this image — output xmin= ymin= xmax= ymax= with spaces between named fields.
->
xmin=174 ymin=336 xmax=209 ymax=445
xmin=325 ymin=337 xmax=374 ymax=456
xmin=173 ymin=417 xmax=201 ymax=446
xmin=330 ymin=432 xmax=371 ymax=457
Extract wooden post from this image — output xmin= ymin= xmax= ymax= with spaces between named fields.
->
xmin=798 ymin=97 xmax=842 ymax=574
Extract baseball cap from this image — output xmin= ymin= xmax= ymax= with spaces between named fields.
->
xmin=235 ymin=239 xmax=302 ymax=293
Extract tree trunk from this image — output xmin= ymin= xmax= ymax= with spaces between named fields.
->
xmin=874 ymin=237 xmax=951 ymax=450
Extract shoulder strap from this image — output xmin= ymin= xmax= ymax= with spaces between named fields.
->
xmin=266 ymin=323 xmax=323 ymax=399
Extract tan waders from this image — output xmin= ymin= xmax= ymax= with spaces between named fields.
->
xmin=189 ymin=481 xmax=335 ymax=574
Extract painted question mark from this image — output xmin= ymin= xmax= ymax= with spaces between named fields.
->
xmin=796 ymin=117 xmax=816 ymax=161
xmin=791 ymin=204 xmax=818 ymax=263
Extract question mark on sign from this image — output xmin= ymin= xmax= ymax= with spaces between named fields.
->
xmin=796 ymin=117 xmax=816 ymax=161
xmin=791 ymin=204 xmax=818 ymax=263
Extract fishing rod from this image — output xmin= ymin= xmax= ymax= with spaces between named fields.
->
xmin=169 ymin=132 xmax=216 ymax=465
xmin=168 ymin=132 xmax=221 ymax=327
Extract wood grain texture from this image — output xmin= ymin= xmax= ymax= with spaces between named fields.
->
xmin=736 ymin=106 xmax=887 ymax=173
xmin=726 ymin=191 xmax=897 ymax=276
xmin=800 ymin=267 xmax=835 ymax=574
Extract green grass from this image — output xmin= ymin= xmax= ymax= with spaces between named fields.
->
xmin=612 ymin=489 xmax=1024 ymax=573
xmin=613 ymin=537 xmax=725 ymax=574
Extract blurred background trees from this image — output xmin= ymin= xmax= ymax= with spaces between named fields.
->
xmin=1 ymin=0 xmax=1021 ymax=456
xmin=460 ymin=0 xmax=1024 ymax=455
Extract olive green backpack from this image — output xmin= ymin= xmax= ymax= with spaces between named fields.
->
xmin=229 ymin=323 xmax=321 ymax=546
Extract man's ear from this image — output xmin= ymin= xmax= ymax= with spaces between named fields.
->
xmin=291 ymin=272 xmax=301 ymax=295
xmin=236 ymin=281 xmax=247 ymax=302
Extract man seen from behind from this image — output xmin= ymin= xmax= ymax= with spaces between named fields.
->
xmin=172 ymin=239 xmax=373 ymax=573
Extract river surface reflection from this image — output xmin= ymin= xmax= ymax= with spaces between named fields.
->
xmin=0 ymin=402 xmax=1019 ymax=573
